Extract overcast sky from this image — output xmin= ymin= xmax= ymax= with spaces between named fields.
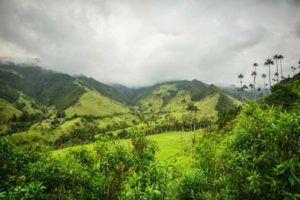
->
xmin=0 ymin=0 xmax=300 ymax=87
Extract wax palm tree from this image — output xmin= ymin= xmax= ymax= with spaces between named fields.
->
xmin=274 ymin=72 xmax=279 ymax=81
xmin=261 ymin=73 xmax=267 ymax=94
xmin=238 ymin=74 xmax=244 ymax=99
xmin=264 ymin=58 xmax=274 ymax=89
xmin=186 ymin=102 xmax=197 ymax=131
xmin=249 ymin=83 xmax=254 ymax=100
xmin=278 ymin=54 xmax=284 ymax=79
xmin=253 ymin=62 xmax=258 ymax=72
xmin=192 ymin=106 xmax=199 ymax=131
xmin=238 ymin=74 xmax=244 ymax=87
xmin=251 ymin=71 xmax=257 ymax=102
xmin=273 ymin=54 xmax=279 ymax=82
xmin=291 ymin=66 xmax=296 ymax=75
xmin=242 ymin=84 xmax=248 ymax=91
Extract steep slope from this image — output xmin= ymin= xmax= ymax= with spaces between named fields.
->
xmin=0 ymin=63 xmax=85 ymax=110
xmin=0 ymin=98 xmax=22 ymax=133
xmin=78 ymin=76 xmax=134 ymax=104
xmin=65 ymin=90 xmax=131 ymax=117
xmin=134 ymin=80 xmax=242 ymax=124
xmin=262 ymin=72 xmax=300 ymax=111
xmin=135 ymin=80 xmax=236 ymax=109
xmin=0 ymin=98 xmax=22 ymax=120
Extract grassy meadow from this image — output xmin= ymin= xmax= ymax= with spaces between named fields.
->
xmin=53 ymin=130 xmax=204 ymax=170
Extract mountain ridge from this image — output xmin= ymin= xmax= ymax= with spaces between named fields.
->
xmin=0 ymin=62 xmax=242 ymax=122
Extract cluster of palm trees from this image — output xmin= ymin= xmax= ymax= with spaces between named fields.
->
xmin=238 ymin=55 xmax=300 ymax=102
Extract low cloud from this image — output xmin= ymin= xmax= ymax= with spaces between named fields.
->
xmin=0 ymin=0 xmax=299 ymax=87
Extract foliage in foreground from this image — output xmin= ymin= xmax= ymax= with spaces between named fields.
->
xmin=179 ymin=104 xmax=300 ymax=199
xmin=1 ymin=104 xmax=299 ymax=199
xmin=0 ymin=132 xmax=178 ymax=199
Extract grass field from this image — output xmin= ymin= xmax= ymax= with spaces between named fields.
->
xmin=9 ymin=117 xmax=83 ymax=147
xmin=65 ymin=91 xmax=130 ymax=117
xmin=0 ymin=98 xmax=22 ymax=133
xmin=0 ymin=98 xmax=22 ymax=119
xmin=53 ymin=130 xmax=203 ymax=170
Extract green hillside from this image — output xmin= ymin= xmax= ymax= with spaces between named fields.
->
xmin=65 ymin=91 xmax=131 ymax=117
xmin=78 ymin=76 xmax=139 ymax=105
xmin=262 ymin=72 xmax=300 ymax=111
xmin=0 ymin=98 xmax=22 ymax=133
xmin=135 ymin=82 xmax=241 ymax=123
xmin=0 ymin=98 xmax=22 ymax=119
xmin=0 ymin=63 xmax=85 ymax=110
xmin=0 ymin=63 xmax=244 ymax=151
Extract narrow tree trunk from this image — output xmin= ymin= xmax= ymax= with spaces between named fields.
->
xmin=275 ymin=59 xmax=279 ymax=83
xmin=254 ymin=76 xmax=257 ymax=102
xmin=240 ymin=80 xmax=243 ymax=101
xmin=263 ymin=78 xmax=266 ymax=95
xmin=268 ymin=65 xmax=272 ymax=89
xmin=280 ymin=59 xmax=283 ymax=79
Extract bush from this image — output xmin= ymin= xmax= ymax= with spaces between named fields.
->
xmin=178 ymin=104 xmax=300 ymax=199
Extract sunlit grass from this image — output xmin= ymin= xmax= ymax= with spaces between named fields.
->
xmin=53 ymin=130 xmax=204 ymax=170
xmin=65 ymin=91 xmax=130 ymax=117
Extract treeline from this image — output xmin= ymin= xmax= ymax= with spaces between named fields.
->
xmin=1 ymin=111 xmax=42 ymax=135
xmin=1 ymin=103 xmax=299 ymax=199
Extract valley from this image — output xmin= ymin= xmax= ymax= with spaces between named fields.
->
xmin=0 ymin=63 xmax=242 ymax=150
xmin=1 ymin=62 xmax=299 ymax=199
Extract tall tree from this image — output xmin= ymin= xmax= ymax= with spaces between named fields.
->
xmin=273 ymin=54 xmax=279 ymax=83
xmin=249 ymin=83 xmax=254 ymax=97
xmin=238 ymin=74 xmax=244 ymax=88
xmin=264 ymin=58 xmax=274 ymax=90
xmin=291 ymin=66 xmax=296 ymax=75
xmin=251 ymin=71 xmax=257 ymax=102
xmin=278 ymin=54 xmax=284 ymax=79
xmin=253 ymin=62 xmax=258 ymax=72
xmin=186 ymin=102 xmax=199 ymax=131
xmin=238 ymin=74 xmax=244 ymax=99
xmin=261 ymin=73 xmax=267 ymax=94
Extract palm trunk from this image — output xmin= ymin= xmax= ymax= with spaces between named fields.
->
xmin=240 ymin=80 xmax=243 ymax=100
xmin=268 ymin=65 xmax=272 ymax=89
xmin=254 ymin=76 xmax=256 ymax=102
xmin=280 ymin=59 xmax=283 ymax=80
xmin=275 ymin=59 xmax=279 ymax=83
xmin=263 ymin=78 xmax=266 ymax=95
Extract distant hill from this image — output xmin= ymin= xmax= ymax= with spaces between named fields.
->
xmin=220 ymin=84 xmax=253 ymax=100
xmin=133 ymin=81 xmax=241 ymax=123
xmin=77 ymin=76 xmax=140 ymax=105
xmin=0 ymin=62 xmax=242 ymax=121
xmin=65 ymin=90 xmax=131 ymax=117
xmin=0 ymin=62 xmax=245 ymax=149
xmin=0 ymin=63 xmax=85 ymax=110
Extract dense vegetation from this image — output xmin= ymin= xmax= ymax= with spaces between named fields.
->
xmin=179 ymin=104 xmax=300 ymax=199
xmin=0 ymin=132 xmax=178 ymax=199
xmin=1 ymin=61 xmax=299 ymax=199
xmin=1 ymin=103 xmax=299 ymax=199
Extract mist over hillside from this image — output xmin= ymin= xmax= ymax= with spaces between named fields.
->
xmin=1 ymin=0 xmax=299 ymax=198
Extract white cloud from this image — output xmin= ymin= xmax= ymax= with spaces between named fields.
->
xmin=0 ymin=0 xmax=299 ymax=87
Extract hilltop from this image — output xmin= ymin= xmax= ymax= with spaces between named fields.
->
xmin=0 ymin=62 xmax=242 ymax=149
